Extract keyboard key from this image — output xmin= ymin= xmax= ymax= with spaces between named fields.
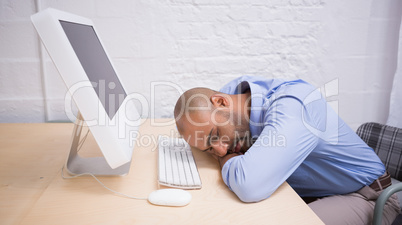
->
xmin=164 ymin=145 xmax=173 ymax=185
xmin=176 ymin=152 xmax=187 ymax=186
xmin=187 ymin=152 xmax=202 ymax=186
xmin=158 ymin=142 xmax=166 ymax=183
xmin=181 ymin=150 xmax=194 ymax=186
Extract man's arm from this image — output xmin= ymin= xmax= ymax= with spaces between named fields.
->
xmin=221 ymin=97 xmax=320 ymax=203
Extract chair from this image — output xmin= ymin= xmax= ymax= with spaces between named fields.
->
xmin=356 ymin=122 xmax=402 ymax=225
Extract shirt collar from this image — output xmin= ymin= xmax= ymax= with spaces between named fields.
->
xmin=234 ymin=81 xmax=265 ymax=137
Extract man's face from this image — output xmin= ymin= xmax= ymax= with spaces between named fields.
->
xmin=179 ymin=108 xmax=251 ymax=157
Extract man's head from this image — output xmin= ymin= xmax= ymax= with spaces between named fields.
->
xmin=174 ymin=87 xmax=251 ymax=157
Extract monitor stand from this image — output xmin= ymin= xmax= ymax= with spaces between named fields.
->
xmin=65 ymin=112 xmax=131 ymax=176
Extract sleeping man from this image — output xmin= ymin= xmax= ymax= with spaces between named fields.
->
xmin=174 ymin=75 xmax=400 ymax=225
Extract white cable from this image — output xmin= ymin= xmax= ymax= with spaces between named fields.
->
xmin=61 ymin=166 xmax=148 ymax=200
xmin=61 ymin=127 xmax=147 ymax=200
xmin=76 ymin=128 xmax=90 ymax=152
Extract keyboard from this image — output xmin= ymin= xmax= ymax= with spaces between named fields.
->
xmin=158 ymin=136 xmax=202 ymax=189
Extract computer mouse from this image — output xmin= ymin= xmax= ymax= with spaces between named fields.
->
xmin=148 ymin=189 xmax=192 ymax=207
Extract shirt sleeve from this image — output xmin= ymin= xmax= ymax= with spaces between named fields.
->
xmin=221 ymin=96 xmax=320 ymax=202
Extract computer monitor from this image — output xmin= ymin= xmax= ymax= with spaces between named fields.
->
xmin=31 ymin=8 xmax=141 ymax=175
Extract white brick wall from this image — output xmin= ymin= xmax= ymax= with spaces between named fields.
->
xmin=0 ymin=0 xmax=401 ymax=130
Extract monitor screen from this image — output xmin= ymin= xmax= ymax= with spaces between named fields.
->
xmin=59 ymin=20 xmax=127 ymax=120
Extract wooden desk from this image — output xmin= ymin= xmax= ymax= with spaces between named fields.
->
xmin=0 ymin=121 xmax=323 ymax=225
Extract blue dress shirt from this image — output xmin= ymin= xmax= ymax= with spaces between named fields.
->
xmin=219 ymin=76 xmax=385 ymax=202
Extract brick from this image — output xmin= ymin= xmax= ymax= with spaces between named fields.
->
xmin=244 ymin=56 xmax=271 ymax=73
xmin=175 ymin=5 xmax=231 ymax=23
xmin=290 ymin=0 xmax=325 ymax=7
xmin=166 ymin=23 xmax=193 ymax=40
xmin=0 ymin=0 xmax=35 ymax=21
xmin=286 ymin=37 xmax=318 ymax=54
xmin=220 ymin=37 xmax=245 ymax=56
xmin=41 ymin=0 xmax=96 ymax=18
xmin=93 ymin=18 xmax=138 ymax=58
xmin=238 ymin=22 xmax=270 ymax=39
xmin=195 ymin=57 xmax=248 ymax=74
xmin=177 ymin=39 xmax=224 ymax=58
xmin=227 ymin=6 xmax=263 ymax=22
xmin=167 ymin=59 xmax=196 ymax=74
xmin=213 ymin=21 xmax=240 ymax=38
xmin=0 ymin=21 xmax=39 ymax=59
xmin=0 ymin=60 xmax=42 ymax=99
xmin=96 ymin=0 xmax=133 ymax=17
xmin=189 ymin=23 xmax=215 ymax=39
xmin=243 ymin=38 xmax=282 ymax=55
xmin=0 ymin=99 xmax=45 ymax=123
xmin=268 ymin=22 xmax=320 ymax=38
xmin=169 ymin=0 xmax=194 ymax=5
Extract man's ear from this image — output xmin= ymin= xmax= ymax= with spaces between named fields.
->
xmin=210 ymin=94 xmax=230 ymax=108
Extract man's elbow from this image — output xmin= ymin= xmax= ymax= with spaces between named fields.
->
xmin=223 ymin=161 xmax=277 ymax=203
xmin=232 ymin=183 xmax=275 ymax=203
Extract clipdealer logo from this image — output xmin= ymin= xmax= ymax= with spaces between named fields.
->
xmin=63 ymin=80 xmax=184 ymax=141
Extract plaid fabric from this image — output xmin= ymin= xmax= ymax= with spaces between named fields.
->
xmin=356 ymin=122 xmax=402 ymax=180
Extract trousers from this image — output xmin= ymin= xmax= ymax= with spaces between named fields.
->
xmin=308 ymin=186 xmax=401 ymax=225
